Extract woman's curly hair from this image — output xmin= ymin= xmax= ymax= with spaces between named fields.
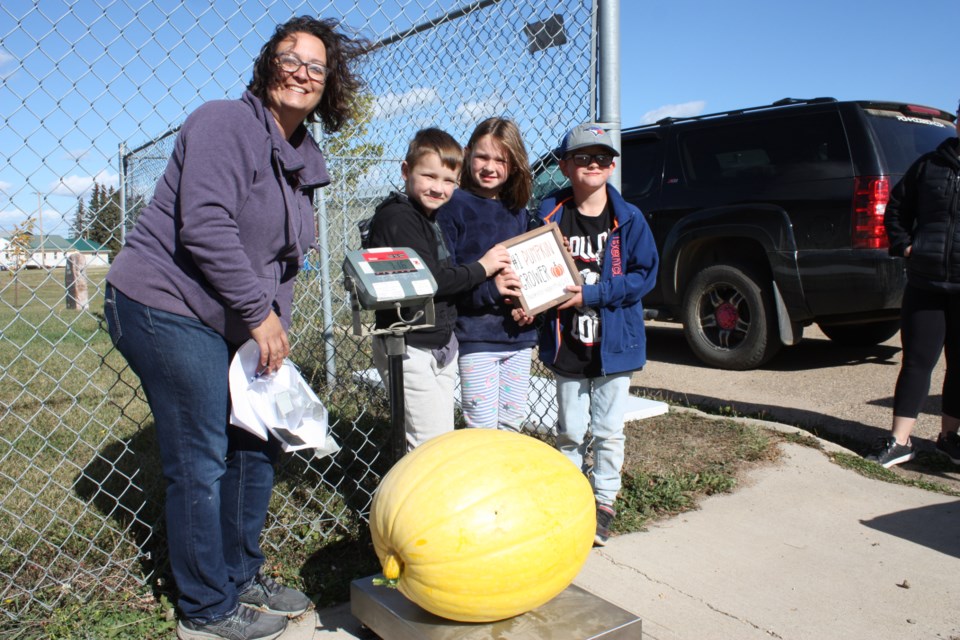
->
xmin=247 ymin=16 xmax=368 ymax=134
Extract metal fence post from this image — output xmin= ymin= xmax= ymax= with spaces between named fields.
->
xmin=597 ymin=0 xmax=622 ymax=190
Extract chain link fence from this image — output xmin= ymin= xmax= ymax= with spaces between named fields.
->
xmin=0 ymin=0 xmax=595 ymax=626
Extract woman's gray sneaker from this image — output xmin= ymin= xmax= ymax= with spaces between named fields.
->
xmin=239 ymin=570 xmax=312 ymax=617
xmin=177 ymin=605 xmax=286 ymax=640
xmin=865 ymin=437 xmax=915 ymax=468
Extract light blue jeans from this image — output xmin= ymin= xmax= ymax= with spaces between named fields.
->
xmin=554 ymin=372 xmax=632 ymax=506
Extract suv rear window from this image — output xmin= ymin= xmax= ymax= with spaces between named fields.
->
xmin=678 ymin=111 xmax=852 ymax=188
xmin=863 ymin=108 xmax=955 ymax=175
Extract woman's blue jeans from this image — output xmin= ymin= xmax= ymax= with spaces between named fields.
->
xmin=105 ymin=285 xmax=278 ymax=622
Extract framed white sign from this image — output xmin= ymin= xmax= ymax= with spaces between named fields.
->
xmin=502 ymin=222 xmax=582 ymax=315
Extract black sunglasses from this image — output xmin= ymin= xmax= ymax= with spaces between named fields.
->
xmin=566 ymin=153 xmax=615 ymax=168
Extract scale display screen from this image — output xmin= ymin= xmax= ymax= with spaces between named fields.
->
xmin=364 ymin=252 xmax=417 ymax=274
xmin=343 ymin=247 xmax=438 ymax=310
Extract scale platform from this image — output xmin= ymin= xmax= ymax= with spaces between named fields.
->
xmin=350 ymin=575 xmax=642 ymax=639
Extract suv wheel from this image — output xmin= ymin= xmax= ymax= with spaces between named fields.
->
xmin=817 ymin=320 xmax=900 ymax=346
xmin=681 ymin=263 xmax=781 ymax=370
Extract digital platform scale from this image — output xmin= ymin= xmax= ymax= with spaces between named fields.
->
xmin=343 ymin=246 xmax=438 ymax=463
xmin=342 ymin=247 xmax=437 ymax=312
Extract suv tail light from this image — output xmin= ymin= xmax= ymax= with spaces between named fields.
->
xmin=852 ymin=176 xmax=890 ymax=249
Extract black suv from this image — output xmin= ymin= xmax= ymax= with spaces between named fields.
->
xmin=533 ymin=98 xmax=956 ymax=369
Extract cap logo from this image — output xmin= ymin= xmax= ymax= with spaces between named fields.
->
xmin=585 ymin=126 xmax=606 ymax=137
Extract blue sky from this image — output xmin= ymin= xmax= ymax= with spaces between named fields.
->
xmin=619 ymin=0 xmax=958 ymax=127
xmin=1 ymin=0 xmax=957 ymax=236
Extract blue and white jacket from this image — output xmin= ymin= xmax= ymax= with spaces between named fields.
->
xmin=537 ymin=184 xmax=659 ymax=375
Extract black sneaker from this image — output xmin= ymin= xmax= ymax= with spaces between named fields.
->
xmin=177 ymin=605 xmax=286 ymax=640
xmin=935 ymin=431 xmax=960 ymax=465
xmin=865 ymin=436 xmax=915 ymax=468
xmin=595 ymin=503 xmax=616 ymax=546
xmin=238 ymin=570 xmax=311 ymax=617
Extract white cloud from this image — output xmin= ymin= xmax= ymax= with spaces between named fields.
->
xmin=0 ymin=208 xmax=62 ymax=236
xmin=48 ymin=170 xmax=119 ymax=198
xmin=63 ymin=148 xmax=91 ymax=161
xmin=640 ymin=101 xmax=707 ymax=125
xmin=373 ymin=88 xmax=440 ymax=119
xmin=0 ymin=50 xmax=14 ymax=80
xmin=455 ymin=97 xmax=510 ymax=124
xmin=0 ymin=205 xmax=72 ymax=236
xmin=0 ymin=208 xmax=27 ymax=233
xmin=0 ymin=180 xmax=12 ymax=193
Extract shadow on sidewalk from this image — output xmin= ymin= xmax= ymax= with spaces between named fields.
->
xmin=861 ymin=501 xmax=960 ymax=559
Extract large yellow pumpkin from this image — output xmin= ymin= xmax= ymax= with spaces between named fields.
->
xmin=369 ymin=428 xmax=595 ymax=622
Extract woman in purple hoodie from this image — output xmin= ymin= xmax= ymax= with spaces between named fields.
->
xmin=104 ymin=17 xmax=364 ymax=640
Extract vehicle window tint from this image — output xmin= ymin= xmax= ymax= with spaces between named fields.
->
xmin=620 ymin=137 xmax=661 ymax=200
xmin=863 ymin=109 xmax=955 ymax=174
xmin=678 ymin=111 xmax=852 ymax=187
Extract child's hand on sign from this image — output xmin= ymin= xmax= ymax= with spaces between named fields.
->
xmin=556 ymin=284 xmax=583 ymax=311
xmin=511 ymin=307 xmax=536 ymax=326
xmin=494 ymin=265 xmax=522 ymax=298
xmin=478 ymin=243 xmax=512 ymax=277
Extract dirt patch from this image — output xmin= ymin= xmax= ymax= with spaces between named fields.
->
xmin=612 ymin=409 xmax=785 ymax=533
xmin=623 ymin=409 xmax=782 ymax=479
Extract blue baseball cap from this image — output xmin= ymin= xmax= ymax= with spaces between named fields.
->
xmin=558 ymin=123 xmax=620 ymax=157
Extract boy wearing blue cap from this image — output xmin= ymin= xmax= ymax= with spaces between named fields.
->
xmin=535 ymin=123 xmax=659 ymax=545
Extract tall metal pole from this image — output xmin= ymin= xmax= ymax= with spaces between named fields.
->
xmin=36 ymin=192 xmax=43 ymax=267
xmin=597 ymin=0 xmax=622 ymax=191
xmin=316 ymin=185 xmax=337 ymax=389
xmin=311 ymin=124 xmax=337 ymax=389
xmin=118 ymin=142 xmax=127 ymax=245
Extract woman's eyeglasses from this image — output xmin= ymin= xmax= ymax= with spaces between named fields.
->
xmin=275 ymin=53 xmax=329 ymax=82
xmin=566 ymin=153 xmax=615 ymax=168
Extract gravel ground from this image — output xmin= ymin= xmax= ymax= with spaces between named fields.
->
xmin=632 ymin=321 xmax=959 ymax=491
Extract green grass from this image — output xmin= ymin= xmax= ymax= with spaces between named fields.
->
xmin=831 ymin=451 xmax=960 ymax=497
xmin=0 ymin=267 xmax=393 ymax=637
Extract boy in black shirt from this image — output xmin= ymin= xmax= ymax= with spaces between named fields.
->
xmin=366 ymin=128 xmax=517 ymax=451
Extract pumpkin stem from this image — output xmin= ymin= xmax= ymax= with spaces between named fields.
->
xmin=382 ymin=554 xmax=402 ymax=580
xmin=374 ymin=553 xmax=401 ymax=587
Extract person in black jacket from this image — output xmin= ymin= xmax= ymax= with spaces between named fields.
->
xmin=366 ymin=128 xmax=518 ymax=451
xmin=866 ymin=104 xmax=960 ymax=468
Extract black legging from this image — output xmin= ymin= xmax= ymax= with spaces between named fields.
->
xmin=893 ymin=284 xmax=960 ymax=419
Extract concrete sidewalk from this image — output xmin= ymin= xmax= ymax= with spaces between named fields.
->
xmin=282 ymin=438 xmax=960 ymax=640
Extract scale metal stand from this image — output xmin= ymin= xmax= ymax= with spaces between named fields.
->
xmin=344 ymin=247 xmax=438 ymax=463
xmin=344 ymin=248 xmax=643 ymax=638
xmin=350 ymin=576 xmax=642 ymax=639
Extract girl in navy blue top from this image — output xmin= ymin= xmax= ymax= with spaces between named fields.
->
xmin=437 ymin=118 xmax=535 ymax=431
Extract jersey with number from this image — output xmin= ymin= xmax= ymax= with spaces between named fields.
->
xmin=551 ymin=201 xmax=614 ymax=377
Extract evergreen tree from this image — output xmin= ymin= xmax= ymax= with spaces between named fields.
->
xmin=71 ymin=197 xmax=88 ymax=240
xmin=86 ymin=182 xmax=123 ymax=257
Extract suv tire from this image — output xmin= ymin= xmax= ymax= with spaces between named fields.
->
xmin=681 ymin=263 xmax=781 ymax=370
xmin=817 ymin=320 xmax=900 ymax=347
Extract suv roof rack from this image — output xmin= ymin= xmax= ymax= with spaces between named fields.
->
xmin=642 ymin=97 xmax=838 ymax=129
